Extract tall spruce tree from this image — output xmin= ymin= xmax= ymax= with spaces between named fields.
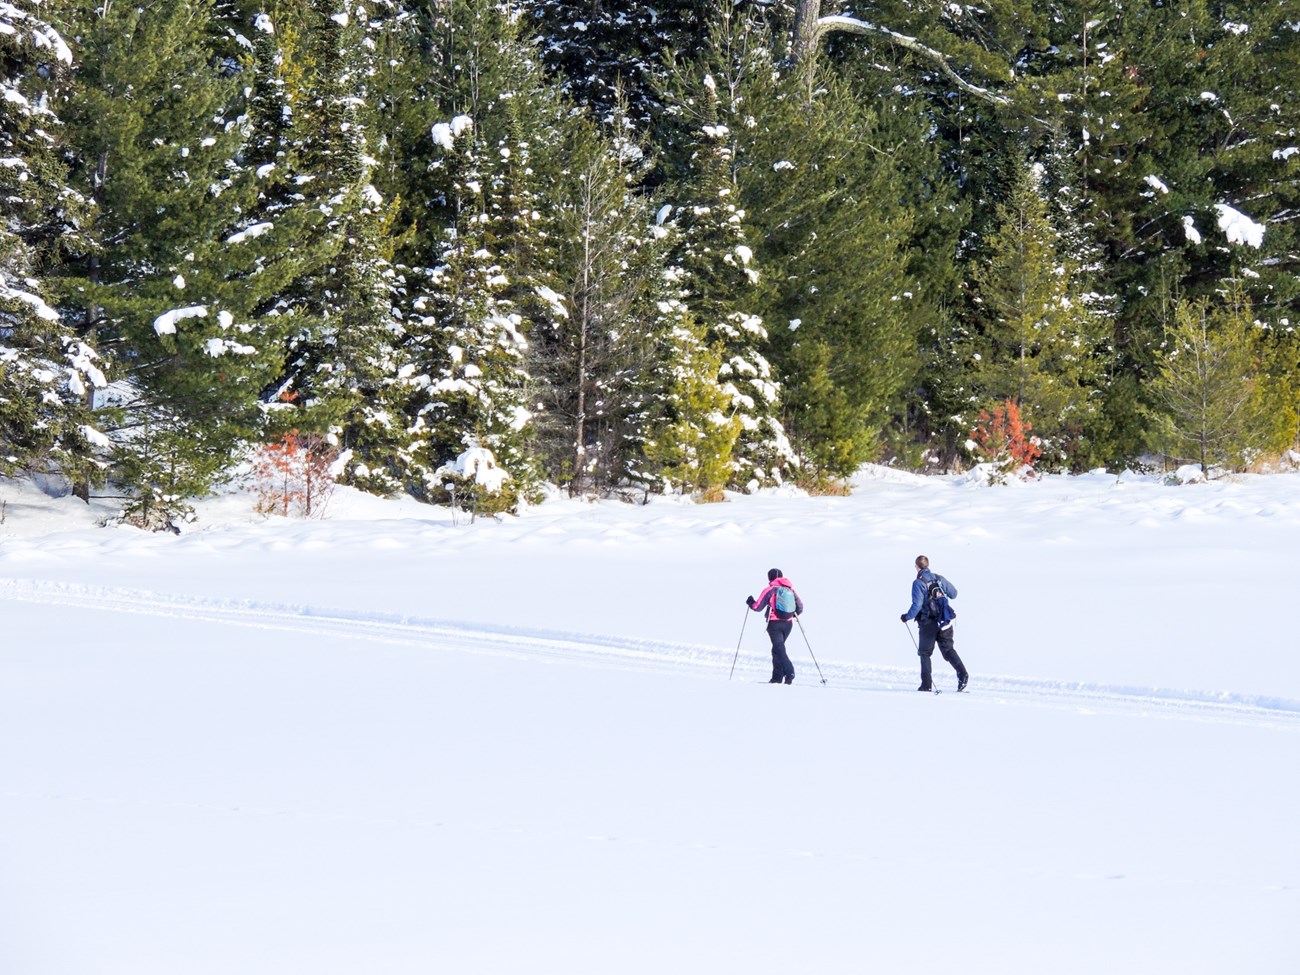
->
xmin=366 ymin=0 xmax=572 ymax=505
xmin=532 ymin=113 xmax=673 ymax=495
xmin=639 ymin=302 xmax=740 ymax=499
xmin=965 ymin=161 xmax=1108 ymax=468
xmin=55 ymin=0 xmax=296 ymax=524
xmin=735 ymin=57 xmax=922 ymax=479
xmin=256 ymin=2 xmax=406 ymax=499
xmin=659 ymin=6 xmax=796 ymax=490
xmin=230 ymin=4 xmax=343 ymax=287
xmin=0 ymin=0 xmax=103 ymax=482
xmin=1040 ymin=131 xmax=1123 ymax=468
xmin=218 ymin=1 xmax=348 ymax=403
xmin=822 ymin=37 xmax=971 ymax=467
xmin=404 ymin=113 xmax=538 ymax=506
xmin=267 ymin=0 xmax=402 ymax=459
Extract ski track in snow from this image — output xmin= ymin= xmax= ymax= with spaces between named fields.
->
xmin=5 ymin=577 xmax=1299 ymax=731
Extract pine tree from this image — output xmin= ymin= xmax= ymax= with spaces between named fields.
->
xmin=402 ymin=113 xmax=536 ymax=506
xmin=54 ymin=0 xmax=295 ymax=524
xmin=256 ymin=0 xmax=403 ymax=494
xmin=659 ymin=6 xmax=795 ymax=490
xmin=0 ymin=0 xmax=103 ymax=482
xmin=366 ymin=0 xmax=572 ymax=506
xmin=531 ymin=112 xmax=673 ymax=495
xmin=525 ymin=0 xmax=709 ymax=129
xmin=1253 ymin=323 xmax=1300 ymax=465
xmin=735 ymin=58 xmax=922 ymax=480
xmin=966 ymin=161 xmax=1108 ymax=468
xmin=1040 ymin=132 xmax=1123 ymax=469
xmin=231 ymin=2 xmax=341 ymax=294
xmin=1027 ymin=0 xmax=1300 ymax=462
xmin=1152 ymin=286 xmax=1294 ymax=475
xmin=878 ymin=104 xmax=969 ymax=468
xmin=640 ymin=304 xmax=739 ymax=499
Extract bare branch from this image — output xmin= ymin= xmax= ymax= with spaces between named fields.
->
xmin=817 ymin=15 xmax=1011 ymax=107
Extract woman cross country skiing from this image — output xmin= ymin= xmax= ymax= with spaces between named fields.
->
xmin=746 ymin=568 xmax=804 ymax=684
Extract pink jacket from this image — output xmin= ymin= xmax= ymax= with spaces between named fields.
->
xmin=750 ymin=576 xmax=804 ymax=622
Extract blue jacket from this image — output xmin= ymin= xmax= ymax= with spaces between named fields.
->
xmin=903 ymin=569 xmax=954 ymax=624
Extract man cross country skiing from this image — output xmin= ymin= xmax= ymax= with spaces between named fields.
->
xmin=901 ymin=555 xmax=969 ymax=692
xmin=747 ymin=568 xmax=803 ymax=684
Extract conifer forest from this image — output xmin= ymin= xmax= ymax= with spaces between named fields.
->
xmin=3 ymin=0 xmax=1299 ymax=524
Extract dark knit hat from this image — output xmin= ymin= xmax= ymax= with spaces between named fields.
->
xmin=768 ymin=568 xmax=782 ymax=581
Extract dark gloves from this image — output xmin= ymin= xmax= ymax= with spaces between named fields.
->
xmin=900 ymin=613 xmax=910 ymax=622
xmin=746 ymin=595 xmax=756 ymax=608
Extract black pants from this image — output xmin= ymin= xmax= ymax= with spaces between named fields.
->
xmin=768 ymin=620 xmax=795 ymax=682
xmin=917 ymin=618 xmax=966 ymax=688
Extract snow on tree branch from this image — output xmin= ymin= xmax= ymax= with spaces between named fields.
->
xmin=152 ymin=306 xmax=208 ymax=336
xmin=817 ymin=15 xmax=1010 ymax=107
xmin=0 ymin=1 xmax=73 ymax=64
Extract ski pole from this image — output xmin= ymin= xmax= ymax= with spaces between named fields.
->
xmin=795 ymin=617 xmax=827 ymax=685
xmin=902 ymin=620 xmax=941 ymax=694
xmin=902 ymin=618 xmax=919 ymax=651
xmin=728 ymin=606 xmax=750 ymax=680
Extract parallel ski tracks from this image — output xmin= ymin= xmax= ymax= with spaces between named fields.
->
xmin=5 ymin=578 xmax=1298 ymax=731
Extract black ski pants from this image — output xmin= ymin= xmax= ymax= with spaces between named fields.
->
xmin=768 ymin=620 xmax=795 ymax=682
xmin=917 ymin=618 xmax=967 ymax=689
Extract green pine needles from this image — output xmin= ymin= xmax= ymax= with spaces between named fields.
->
xmin=4 ymin=1 xmax=1299 ymax=526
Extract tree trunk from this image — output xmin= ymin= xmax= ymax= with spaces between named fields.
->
xmin=73 ymin=148 xmax=112 ymax=505
xmin=791 ymin=0 xmax=822 ymax=64
xmin=571 ymin=171 xmax=595 ymax=497
xmin=573 ymin=314 xmax=588 ymax=497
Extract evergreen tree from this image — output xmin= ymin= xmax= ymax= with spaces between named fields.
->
xmin=54 ymin=0 xmax=295 ymax=524
xmin=1152 ymin=286 xmax=1295 ymax=475
xmin=1029 ymin=0 xmax=1300 ymax=461
xmin=0 ymin=0 xmax=103 ymax=481
xmin=367 ymin=0 xmax=572 ymax=505
xmin=827 ymin=43 xmax=970 ymax=468
xmin=640 ymin=304 xmax=739 ymax=499
xmin=1024 ymin=0 xmax=1189 ymax=441
xmin=525 ymin=0 xmax=710 ymax=130
xmin=233 ymin=3 xmax=341 ymax=277
xmin=402 ymin=113 xmax=536 ymax=506
xmin=13 ymin=0 xmax=1297 ymax=493
xmin=1040 ymin=130 xmax=1124 ymax=469
xmin=966 ymin=161 xmax=1108 ymax=469
xmin=267 ymin=0 xmax=402 ymax=477
xmin=659 ymin=6 xmax=796 ymax=490
xmin=735 ymin=58 xmax=922 ymax=480
xmin=532 ymin=113 xmax=673 ymax=495
xmin=221 ymin=1 xmax=349 ymax=399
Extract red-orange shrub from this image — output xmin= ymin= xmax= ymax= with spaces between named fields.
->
xmin=970 ymin=400 xmax=1041 ymax=477
xmin=253 ymin=432 xmax=338 ymax=517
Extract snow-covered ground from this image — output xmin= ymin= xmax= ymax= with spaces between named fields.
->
xmin=2 ymin=468 xmax=1297 ymax=974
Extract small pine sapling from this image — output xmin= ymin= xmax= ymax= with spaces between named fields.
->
xmin=436 ymin=445 xmax=517 ymax=522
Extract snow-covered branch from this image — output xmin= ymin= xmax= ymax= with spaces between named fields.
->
xmin=816 ymin=15 xmax=1010 ymax=107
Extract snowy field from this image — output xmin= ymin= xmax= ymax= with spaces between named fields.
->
xmin=2 ymin=467 xmax=1297 ymax=974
